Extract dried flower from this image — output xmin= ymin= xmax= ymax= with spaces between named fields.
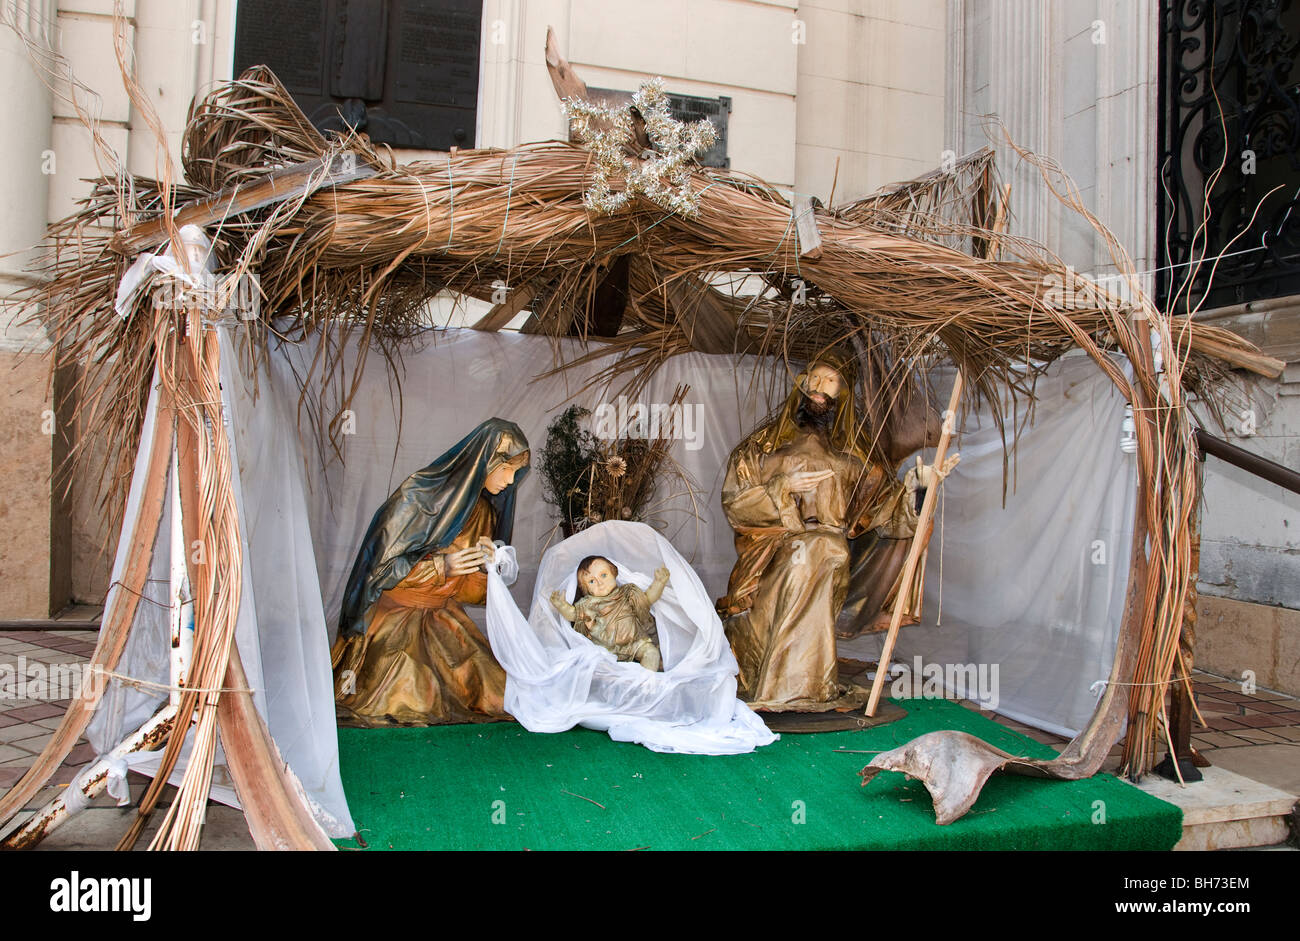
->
xmin=606 ymin=456 xmax=627 ymax=478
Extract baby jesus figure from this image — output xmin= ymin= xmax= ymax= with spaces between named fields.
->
xmin=548 ymin=555 xmax=669 ymax=672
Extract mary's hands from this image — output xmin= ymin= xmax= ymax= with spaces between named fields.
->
xmin=446 ymin=537 xmax=501 ymax=576
xmin=445 ymin=544 xmax=490 ymax=576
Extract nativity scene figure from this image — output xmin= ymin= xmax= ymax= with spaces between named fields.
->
xmin=331 ymin=418 xmax=531 ymax=727
xmin=549 ymin=556 xmax=669 ymax=671
xmin=717 ymin=356 xmax=957 ymax=711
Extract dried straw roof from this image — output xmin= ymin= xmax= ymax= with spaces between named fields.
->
xmin=31 ymin=68 xmax=1272 ymax=457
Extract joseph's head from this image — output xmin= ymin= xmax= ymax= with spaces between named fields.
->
xmin=795 ymin=361 xmax=845 ymax=430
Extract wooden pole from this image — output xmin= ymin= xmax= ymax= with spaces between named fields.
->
xmin=216 ymin=643 xmax=337 ymax=850
xmin=864 ymin=367 xmax=963 ymax=717
xmin=1170 ymin=460 xmax=1206 ymax=766
xmin=110 ymin=155 xmax=376 ymax=256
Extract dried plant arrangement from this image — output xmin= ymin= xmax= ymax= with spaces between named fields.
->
xmin=539 ymin=405 xmax=600 ymax=536
xmin=540 ymin=386 xmax=695 ymax=537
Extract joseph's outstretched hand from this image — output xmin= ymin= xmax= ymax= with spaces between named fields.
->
xmin=913 ymin=453 xmax=960 ymax=490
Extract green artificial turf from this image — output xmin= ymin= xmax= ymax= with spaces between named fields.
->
xmin=333 ymin=698 xmax=1182 ymax=851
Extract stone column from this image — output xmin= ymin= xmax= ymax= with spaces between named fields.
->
xmin=0 ymin=1 xmax=67 ymax=619
xmin=947 ymin=0 xmax=1160 ymax=278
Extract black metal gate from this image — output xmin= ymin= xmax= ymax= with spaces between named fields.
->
xmin=1157 ymin=0 xmax=1300 ymax=310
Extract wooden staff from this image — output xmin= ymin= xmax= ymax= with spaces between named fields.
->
xmin=865 ymin=367 xmax=963 ymax=717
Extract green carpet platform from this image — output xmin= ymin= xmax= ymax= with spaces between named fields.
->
xmin=333 ymin=698 xmax=1182 ymax=851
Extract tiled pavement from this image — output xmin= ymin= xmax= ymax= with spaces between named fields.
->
xmin=983 ymin=672 xmax=1300 ymax=770
xmin=2 ymin=632 xmax=1298 ymax=847
xmin=0 ymin=630 xmax=101 ymax=792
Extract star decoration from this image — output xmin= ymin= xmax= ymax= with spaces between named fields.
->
xmin=563 ymin=77 xmax=718 ymax=216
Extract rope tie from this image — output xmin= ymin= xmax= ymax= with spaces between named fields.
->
xmin=445 ymin=153 xmax=455 ymax=250
xmin=1089 ymin=676 xmax=1199 ymax=697
xmin=495 ymin=153 xmax=518 ymax=259
xmin=94 ymin=666 xmax=254 ymax=696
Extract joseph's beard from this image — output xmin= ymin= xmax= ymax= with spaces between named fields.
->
xmin=795 ymin=392 xmax=836 ymax=431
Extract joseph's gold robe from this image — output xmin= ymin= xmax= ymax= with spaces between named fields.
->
xmin=717 ymin=429 xmax=924 ymax=708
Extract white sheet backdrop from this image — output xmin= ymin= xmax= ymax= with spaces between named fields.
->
xmin=88 ymin=325 xmax=1137 ymax=835
xmin=840 ymin=355 xmax=1137 ymax=736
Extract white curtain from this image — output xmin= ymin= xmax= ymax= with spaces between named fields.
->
xmin=841 ymin=354 xmax=1137 ymax=736
xmin=89 ymin=326 xmax=1137 ymax=835
xmin=87 ymin=331 xmax=359 ymax=838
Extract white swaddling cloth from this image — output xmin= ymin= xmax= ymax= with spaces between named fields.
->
xmin=484 ymin=520 xmax=777 ymax=755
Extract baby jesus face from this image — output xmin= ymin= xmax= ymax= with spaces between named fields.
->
xmin=577 ymin=557 xmax=619 ymax=598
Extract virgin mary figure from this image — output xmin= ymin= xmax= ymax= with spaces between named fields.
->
xmin=331 ymin=418 xmax=531 ymax=726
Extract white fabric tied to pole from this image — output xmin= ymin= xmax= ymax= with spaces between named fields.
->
xmin=484 ymin=521 xmax=777 ymax=755
xmin=114 ymin=224 xmax=217 ymax=320
xmin=104 ymin=757 xmax=131 ymax=806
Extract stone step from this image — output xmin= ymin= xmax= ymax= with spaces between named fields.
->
xmin=1134 ymin=765 xmax=1297 ymax=851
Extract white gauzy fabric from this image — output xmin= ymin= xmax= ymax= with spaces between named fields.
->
xmin=85 ymin=335 xmax=355 ymax=838
xmin=212 ymin=327 xmax=355 ymax=835
xmin=114 ymin=225 xmax=217 ymax=320
xmin=483 ymin=521 xmax=777 ymax=754
xmin=841 ymin=354 xmax=1138 ymax=736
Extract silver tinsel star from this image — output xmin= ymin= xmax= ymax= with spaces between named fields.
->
xmin=563 ymin=77 xmax=717 ymax=216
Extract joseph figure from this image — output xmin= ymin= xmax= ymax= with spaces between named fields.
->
xmin=716 ymin=357 xmax=956 ymax=710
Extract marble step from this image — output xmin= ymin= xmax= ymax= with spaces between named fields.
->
xmin=1134 ymin=765 xmax=1297 ymax=851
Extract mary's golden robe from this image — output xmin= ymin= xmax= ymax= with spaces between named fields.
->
xmin=331 ymin=497 xmax=508 ymax=726
xmin=717 ymin=425 xmax=925 ymax=709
